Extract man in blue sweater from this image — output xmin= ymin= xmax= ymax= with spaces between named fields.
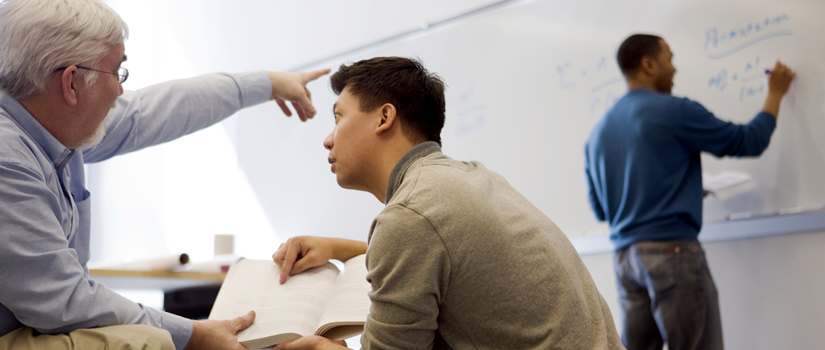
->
xmin=584 ymin=34 xmax=795 ymax=350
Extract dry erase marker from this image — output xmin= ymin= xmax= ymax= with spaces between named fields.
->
xmin=765 ymin=69 xmax=772 ymax=75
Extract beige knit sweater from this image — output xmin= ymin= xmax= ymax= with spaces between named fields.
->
xmin=360 ymin=142 xmax=624 ymax=350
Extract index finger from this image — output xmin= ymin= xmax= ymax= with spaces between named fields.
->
xmin=301 ymin=68 xmax=331 ymax=84
xmin=279 ymin=243 xmax=301 ymax=284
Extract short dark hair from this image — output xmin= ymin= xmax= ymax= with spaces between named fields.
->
xmin=616 ymin=34 xmax=663 ymax=76
xmin=330 ymin=57 xmax=446 ymax=146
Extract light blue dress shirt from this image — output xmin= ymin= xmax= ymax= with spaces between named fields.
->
xmin=0 ymin=71 xmax=271 ymax=349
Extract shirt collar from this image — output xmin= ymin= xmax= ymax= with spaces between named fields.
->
xmin=385 ymin=141 xmax=441 ymax=204
xmin=0 ymin=90 xmax=73 ymax=167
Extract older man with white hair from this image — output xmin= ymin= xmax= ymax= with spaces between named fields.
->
xmin=0 ymin=0 xmax=328 ymax=349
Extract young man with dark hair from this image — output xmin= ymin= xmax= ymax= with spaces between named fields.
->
xmin=584 ymin=34 xmax=796 ymax=350
xmin=329 ymin=57 xmax=445 ymax=145
xmin=270 ymin=56 xmax=625 ymax=350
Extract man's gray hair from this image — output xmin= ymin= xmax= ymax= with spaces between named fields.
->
xmin=0 ymin=0 xmax=129 ymax=99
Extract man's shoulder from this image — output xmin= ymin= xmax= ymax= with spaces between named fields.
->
xmin=0 ymin=114 xmax=46 ymax=173
xmin=381 ymin=153 xmax=484 ymax=214
xmin=416 ymin=152 xmax=482 ymax=176
xmin=382 ymin=154 xmax=515 ymax=233
xmin=0 ymin=115 xmax=27 ymax=152
xmin=616 ymin=90 xmax=687 ymax=110
xmin=399 ymin=153 xmax=485 ymax=199
xmin=605 ymin=90 xmax=708 ymax=126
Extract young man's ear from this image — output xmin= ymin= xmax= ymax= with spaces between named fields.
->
xmin=61 ymin=67 xmax=80 ymax=107
xmin=375 ymin=103 xmax=397 ymax=135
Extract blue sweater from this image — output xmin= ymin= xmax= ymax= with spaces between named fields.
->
xmin=585 ymin=89 xmax=776 ymax=250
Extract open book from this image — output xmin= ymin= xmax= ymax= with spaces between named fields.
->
xmin=702 ymin=171 xmax=756 ymax=200
xmin=208 ymin=254 xmax=370 ymax=349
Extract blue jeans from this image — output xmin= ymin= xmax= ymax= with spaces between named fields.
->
xmin=614 ymin=239 xmax=723 ymax=350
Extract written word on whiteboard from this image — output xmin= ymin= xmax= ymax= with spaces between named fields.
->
xmin=704 ymin=13 xmax=792 ymax=60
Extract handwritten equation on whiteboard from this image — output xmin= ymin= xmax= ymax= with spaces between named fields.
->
xmin=556 ymin=54 xmax=624 ymax=116
xmin=708 ymin=56 xmax=768 ymax=103
xmin=704 ymin=13 xmax=792 ymax=60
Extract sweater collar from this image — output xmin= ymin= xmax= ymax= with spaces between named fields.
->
xmin=384 ymin=141 xmax=441 ymax=204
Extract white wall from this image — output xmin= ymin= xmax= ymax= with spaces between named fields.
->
xmin=581 ymin=230 xmax=825 ymax=350
xmin=90 ymin=1 xmax=824 ymax=348
xmin=90 ymin=0 xmax=504 ymax=264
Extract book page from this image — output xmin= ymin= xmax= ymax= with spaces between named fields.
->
xmin=703 ymin=171 xmax=756 ymax=200
xmin=316 ymin=254 xmax=372 ymax=337
xmin=208 ymin=259 xmax=340 ymax=348
xmin=702 ymin=171 xmax=753 ymax=192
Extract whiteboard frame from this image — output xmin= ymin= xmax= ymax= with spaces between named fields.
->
xmin=572 ymin=210 xmax=825 ymax=255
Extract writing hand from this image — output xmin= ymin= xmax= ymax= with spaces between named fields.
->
xmin=762 ymin=61 xmax=796 ymax=118
xmin=767 ymin=61 xmax=796 ymax=96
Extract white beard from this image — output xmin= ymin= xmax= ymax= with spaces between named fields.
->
xmin=76 ymin=121 xmax=107 ymax=151
xmin=76 ymin=109 xmax=113 ymax=151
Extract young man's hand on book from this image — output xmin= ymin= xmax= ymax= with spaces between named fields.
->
xmin=273 ymin=237 xmax=367 ymax=284
xmin=210 ymin=255 xmax=370 ymax=348
xmin=274 ymin=335 xmax=349 ymax=350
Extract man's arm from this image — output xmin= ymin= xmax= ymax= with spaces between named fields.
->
xmin=273 ymin=236 xmax=367 ymax=284
xmin=271 ymin=206 xmax=447 ymax=350
xmin=83 ymin=69 xmax=328 ymax=163
xmin=761 ymin=61 xmax=796 ymax=118
xmin=675 ymin=61 xmax=795 ymax=158
xmin=0 ymin=154 xmax=304 ymax=350
xmin=359 ymin=206 xmax=447 ymax=349
xmin=0 ymin=162 xmax=196 ymax=346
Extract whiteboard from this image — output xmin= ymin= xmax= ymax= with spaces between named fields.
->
xmin=236 ymin=0 xmax=825 ymax=240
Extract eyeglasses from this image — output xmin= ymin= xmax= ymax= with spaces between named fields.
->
xmin=55 ymin=65 xmax=129 ymax=84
